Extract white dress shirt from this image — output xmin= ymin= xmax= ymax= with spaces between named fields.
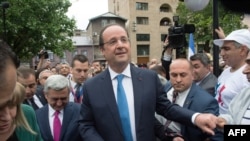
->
xmin=48 ymin=105 xmax=64 ymax=137
xmin=109 ymin=64 xmax=137 ymax=141
xmin=167 ymin=87 xmax=191 ymax=132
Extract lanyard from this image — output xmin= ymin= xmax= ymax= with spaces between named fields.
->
xmin=68 ymin=79 xmax=83 ymax=103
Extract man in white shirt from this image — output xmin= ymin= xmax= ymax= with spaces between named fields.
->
xmin=213 ymin=29 xmax=250 ymax=114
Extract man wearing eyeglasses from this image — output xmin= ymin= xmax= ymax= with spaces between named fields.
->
xmin=17 ymin=66 xmax=45 ymax=110
xmin=79 ymin=24 xmax=219 ymax=141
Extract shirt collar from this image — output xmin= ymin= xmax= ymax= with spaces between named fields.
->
xmin=109 ymin=64 xmax=131 ymax=80
xmin=48 ymin=105 xmax=64 ymax=117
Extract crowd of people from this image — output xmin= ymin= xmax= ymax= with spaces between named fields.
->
xmin=1 ymin=24 xmax=250 ymax=141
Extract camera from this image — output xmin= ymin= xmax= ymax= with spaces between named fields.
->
xmin=38 ymin=49 xmax=49 ymax=59
xmin=168 ymin=16 xmax=195 ymax=49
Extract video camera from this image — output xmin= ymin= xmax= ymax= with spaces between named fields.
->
xmin=38 ymin=49 xmax=49 ymax=59
xmin=168 ymin=16 xmax=195 ymax=49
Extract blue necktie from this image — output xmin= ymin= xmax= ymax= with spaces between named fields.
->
xmin=116 ymin=74 xmax=133 ymax=141
xmin=75 ymin=83 xmax=82 ymax=101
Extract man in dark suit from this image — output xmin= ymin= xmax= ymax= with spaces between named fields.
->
xmin=165 ymin=58 xmax=223 ymax=141
xmin=36 ymin=69 xmax=54 ymax=105
xmin=78 ymin=24 xmax=219 ymax=141
xmin=17 ymin=66 xmax=46 ymax=110
xmin=190 ymin=53 xmax=218 ymax=96
xmin=36 ymin=75 xmax=81 ymax=141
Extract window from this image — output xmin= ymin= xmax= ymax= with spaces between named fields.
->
xmin=136 ymin=34 xmax=150 ymax=41
xmin=160 ymin=18 xmax=171 ymax=26
xmin=137 ymin=45 xmax=149 ymax=56
xmin=136 ymin=17 xmax=149 ymax=25
xmin=72 ymin=50 xmax=78 ymax=57
xmin=136 ymin=2 xmax=148 ymax=10
xmin=160 ymin=4 xmax=171 ymax=12
xmin=101 ymin=19 xmax=108 ymax=27
xmin=47 ymin=50 xmax=54 ymax=61
xmin=81 ymin=50 xmax=87 ymax=56
xmin=110 ymin=19 xmax=116 ymax=24
xmin=161 ymin=34 xmax=168 ymax=42
xmin=60 ymin=52 xmax=67 ymax=63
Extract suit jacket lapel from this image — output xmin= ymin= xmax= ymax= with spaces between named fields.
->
xmin=183 ymin=83 xmax=196 ymax=108
xmin=131 ymin=66 xmax=143 ymax=131
xmin=60 ymin=103 xmax=73 ymax=140
xmin=101 ymin=69 xmax=124 ymax=135
xmin=40 ymin=105 xmax=54 ymax=140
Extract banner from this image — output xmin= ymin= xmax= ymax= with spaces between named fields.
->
xmin=188 ymin=33 xmax=195 ymax=59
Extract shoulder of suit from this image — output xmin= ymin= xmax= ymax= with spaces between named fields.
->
xmin=68 ymin=102 xmax=81 ymax=109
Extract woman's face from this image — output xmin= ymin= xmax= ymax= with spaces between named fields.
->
xmin=0 ymin=104 xmax=17 ymax=134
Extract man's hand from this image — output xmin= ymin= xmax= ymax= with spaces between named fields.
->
xmin=194 ymin=113 xmax=217 ymax=135
xmin=216 ymin=117 xmax=227 ymax=129
xmin=215 ymin=27 xmax=226 ymax=39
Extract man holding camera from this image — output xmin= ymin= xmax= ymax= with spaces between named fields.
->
xmin=37 ymin=49 xmax=51 ymax=70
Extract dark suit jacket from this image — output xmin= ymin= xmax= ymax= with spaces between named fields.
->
xmin=79 ymin=65 xmax=196 ymax=141
xmin=36 ymin=102 xmax=81 ymax=141
xmin=166 ymin=83 xmax=223 ymax=141
xmin=36 ymin=85 xmax=48 ymax=105
xmin=198 ymin=72 xmax=218 ymax=97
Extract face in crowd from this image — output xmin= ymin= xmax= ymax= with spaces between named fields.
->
xmin=71 ymin=59 xmax=89 ymax=84
xmin=38 ymin=70 xmax=54 ymax=86
xmin=59 ymin=63 xmax=71 ymax=77
xmin=44 ymin=75 xmax=70 ymax=111
xmin=17 ymin=68 xmax=37 ymax=100
xmin=169 ymin=59 xmax=194 ymax=93
xmin=243 ymin=51 xmax=250 ymax=82
xmin=0 ymin=82 xmax=26 ymax=135
xmin=100 ymin=24 xmax=131 ymax=73
xmin=220 ymin=41 xmax=248 ymax=68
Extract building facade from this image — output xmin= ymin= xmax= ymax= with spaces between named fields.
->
xmin=108 ymin=0 xmax=179 ymax=64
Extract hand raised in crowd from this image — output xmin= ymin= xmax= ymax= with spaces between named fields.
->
xmin=215 ymin=27 xmax=226 ymax=39
xmin=194 ymin=113 xmax=218 ymax=135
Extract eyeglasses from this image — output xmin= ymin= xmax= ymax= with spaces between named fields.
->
xmin=21 ymin=83 xmax=36 ymax=89
xmin=102 ymin=37 xmax=129 ymax=46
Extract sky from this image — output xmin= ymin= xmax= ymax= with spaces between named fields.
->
xmin=67 ymin=0 xmax=108 ymax=30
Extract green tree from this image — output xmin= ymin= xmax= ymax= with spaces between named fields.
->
xmin=0 ymin=0 xmax=76 ymax=60
xmin=175 ymin=1 xmax=246 ymax=50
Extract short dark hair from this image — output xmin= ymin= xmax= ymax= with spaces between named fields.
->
xmin=71 ymin=54 xmax=89 ymax=68
xmin=0 ymin=40 xmax=20 ymax=71
xmin=190 ymin=53 xmax=211 ymax=66
xmin=17 ymin=66 xmax=36 ymax=79
xmin=149 ymin=65 xmax=166 ymax=75
xmin=99 ymin=24 xmax=129 ymax=48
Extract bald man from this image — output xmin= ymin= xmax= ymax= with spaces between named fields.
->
xmin=165 ymin=58 xmax=223 ymax=141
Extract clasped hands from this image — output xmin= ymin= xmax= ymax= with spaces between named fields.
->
xmin=194 ymin=113 xmax=226 ymax=135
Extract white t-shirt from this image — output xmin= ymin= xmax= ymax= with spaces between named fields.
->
xmin=215 ymin=64 xmax=250 ymax=114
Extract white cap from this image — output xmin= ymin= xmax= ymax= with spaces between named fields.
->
xmin=213 ymin=29 xmax=250 ymax=48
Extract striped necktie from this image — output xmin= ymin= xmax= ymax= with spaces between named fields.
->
xmin=165 ymin=90 xmax=179 ymax=128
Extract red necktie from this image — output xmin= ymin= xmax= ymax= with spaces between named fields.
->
xmin=53 ymin=111 xmax=61 ymax=141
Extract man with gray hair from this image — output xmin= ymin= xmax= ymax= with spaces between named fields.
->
xmin=35 ymin=75 xmax=82 ymax=141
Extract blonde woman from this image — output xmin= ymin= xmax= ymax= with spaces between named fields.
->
xmin=0 ymin=82 xmax=43 ymax=141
